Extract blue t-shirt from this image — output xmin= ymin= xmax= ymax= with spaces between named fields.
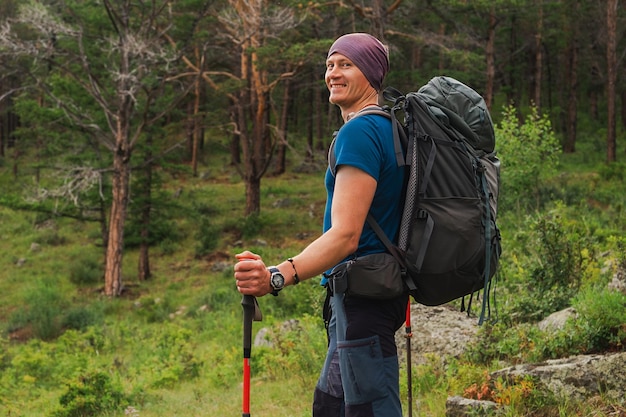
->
xmin=323 ymin=113 xmax=405 ymax=274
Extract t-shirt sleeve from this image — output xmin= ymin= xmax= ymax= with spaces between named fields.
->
xmin=333 ymin=117 xmax=383 ymax=181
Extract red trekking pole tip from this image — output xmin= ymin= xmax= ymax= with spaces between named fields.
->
xmin=243 ymin=357 xmax=251 ymax=416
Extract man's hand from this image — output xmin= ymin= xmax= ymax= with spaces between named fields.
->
xmin=234 ymin=251 xmax=271 ymax=297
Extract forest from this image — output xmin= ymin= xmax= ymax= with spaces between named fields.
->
xmin=0 ymin=1 xmax=625 ymax=416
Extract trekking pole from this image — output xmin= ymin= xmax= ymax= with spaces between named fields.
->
xmin=241 ymin=294 xmax=262 ymax=417
xmin=405 ymin=300 xmax=413 ymax=417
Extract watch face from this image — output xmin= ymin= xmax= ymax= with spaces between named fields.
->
xmin=270 ymin=269 xmax=285 ymax=290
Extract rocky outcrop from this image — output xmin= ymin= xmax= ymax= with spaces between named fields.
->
xmin=608 ymin=261 xmax=626 ymax=294
xmin=395 ymin=303 xmax=479 ymax=365
xmin=537 ymin=306 xmax=578 ymax=331
xmin=445 ymin=396 xmax=500 ymax=417
xmin=393 ymin=302 xmax=626 ymax=416
xmin=491 ymin=352 xmax=626 ymax=402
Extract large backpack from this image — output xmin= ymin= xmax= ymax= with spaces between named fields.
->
xmin=329 ymin=76 xmax=502 ymax=323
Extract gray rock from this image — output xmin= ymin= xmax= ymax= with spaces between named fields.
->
xmin=272 ymin=198 xmax=291 ymax=208
xmin=491 ymin=352 xmax=626 ymax=402
xmin=446 ymin=395 xmax=500 ymax=417
xmin=210 ymin=261 xmax=231 ymax=272
xmin=254 ymin=319 xmax=301 ymax=349
xmin=254 ymin=327 xmax=272 ymax=347
xmin=395 ymin=303 xmax=479 ymax=365
xmin=537 ymin=307 xmax=578 ymax=331
xmin=608 ymin=265 xmax=626 ymax=294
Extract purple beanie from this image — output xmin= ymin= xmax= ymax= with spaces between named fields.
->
xmin=327 ymin=33 xmax=389 ymax=91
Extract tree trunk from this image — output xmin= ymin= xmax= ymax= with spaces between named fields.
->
xmin=563 ymin=26 xmax=579 ymax=154
xmin=100 ymin=196 xmax=108 ymax=258
xmin=229 ymin=104 xmax=241 ymax=165
xmin=0 ymin=83 xmax=4 ymax=157
xmin=306 ymin=74 xmax=314 ymax=163
xmin=0 ymin=111 xmax=4 ymax=158
xmin=621 ymin=91 xmax=626 ymax=132
xmin=104 ymin=22 xmax=133 ymax=296
xmin=138 ymin=239 xmax=150 ymax=281
xmin=233 ymin=0 xmax=272 ymax=216
xmin=138 ymin=135 xmax=153 ymax=281
xmin=8 ymin=110 xmax=18 ymax=148
xmin=370 ymin=0 xmax=385 ymax=40
xmin=507 ymin=13 xmax=521 ymax=108
xmin=104 ymin=136 xmax=131 ymax=296
xmin=484 ymin=6 xmax=496 ymax=109
xmin=438 ymin=23 xmax=446 ymax=71
xmin=191 ymin=45 xmax=203 ymax=177
xmin=192 ymin=75 xmax=202 ymax=177
xmin=589 ymin=90 xmax=599 ymax=121
xmin=186 ymin=99 xmax=194 ymax=160
xmin=315 ymin=78 xmax=325 ymax=152
xmin=533 ymin=1 xmax=543 ymax=111
xmin=245 ymin=174 xmax=261 ymax=218
xmin=274 ymin=78 xmax=291 ymax=175
xmin=606 ymin=0 xmax=617 ymax=163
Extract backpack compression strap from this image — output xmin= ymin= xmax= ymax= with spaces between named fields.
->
xmin=478 ymin=168 xmax=493 ymax=325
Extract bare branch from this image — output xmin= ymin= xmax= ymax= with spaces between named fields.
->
xmin=218 ymin=0 xmax=300 ymax=44
xmin=28 ymin=166 xmax=105 ymax=208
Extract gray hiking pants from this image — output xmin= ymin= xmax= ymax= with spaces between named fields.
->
xmin=312 ymin=289 xmax=407 ymax=417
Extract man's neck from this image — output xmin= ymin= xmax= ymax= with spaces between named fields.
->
xmin=341 ymin=93 xmax=381 ymax=122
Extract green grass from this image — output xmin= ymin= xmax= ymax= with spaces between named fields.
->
xmin=0 ymin=148 xmax=332 ymax=416
xmin=1 ymin=140 xmax=626 ymax=416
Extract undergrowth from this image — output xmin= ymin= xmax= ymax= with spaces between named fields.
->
xmin=1 ymin=109 xmax=625 ymax=416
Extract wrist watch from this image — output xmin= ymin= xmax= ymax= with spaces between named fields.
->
xmin=268 ymin=266 xmax=285 ymax=296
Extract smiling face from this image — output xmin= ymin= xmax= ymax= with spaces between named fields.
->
xmin=325 ymin=53 xmax=378 ymax=117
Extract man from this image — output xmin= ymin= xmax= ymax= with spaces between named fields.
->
xmin=234 ymin=33 xmax=407 ymax=417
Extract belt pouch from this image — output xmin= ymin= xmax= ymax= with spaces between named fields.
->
xmin=340 ymin=253 xmax=405 ymax=299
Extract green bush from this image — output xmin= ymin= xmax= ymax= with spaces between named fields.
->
xmin=608 ymin=235 xmax=626 ymax=269
xmin=134 ymin=296 xmax=175 ymax=323
xmin=62 ymin=305 xmax=104 ymax=331
xmin=203 ymin=284 xmax=240 ymax=312
xmin=496 ymin=105 xmax=561 ymax=213
xmin=529 ymin=288 xmax=626 ymax=360
xmin=0 ymin=337 xmax=9 ymax=371
xmin=8 ymin=280 xmax=68 ymax=340
xmin=241 ymin=212 xmax=267 ymax=238
xmin=34 ymin=228 xmax=68 ymax=246
xmin=157 ymin=236 xmax=179 ymax=255
xmin=124 ymin=171 xmax=185 ymax=250
xmin=194 ymin=216 xmax=220 ymax=257
xmin=597 ymin=161 xmax=626 ymax=182
xmin=258 ymin=314 xmax=326 ymax=383
xmin=499 ymin=205 xmax=595 ymax=323
xmin=571 ymin=288 xmax=626 ymax=352
xmin=51 ymin=371 xmax=128 ymax=417
xmin=68 ymin=255 xmax=102 ymax=285
xmin=124 ymin=215 xmax=183 ymax=249
xmin=465 ymin=286 xmax=626 ymax=365
xmin=143 ymin=326 xmax=203 ymax=389
xmin=462 ymin=322 xmax=540 ymax=365
xmin=530 ymin=211 xmax=584 ymax=299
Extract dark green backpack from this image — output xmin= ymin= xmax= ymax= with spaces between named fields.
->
xmin=329 ymin=76 xmax=502 ymax=323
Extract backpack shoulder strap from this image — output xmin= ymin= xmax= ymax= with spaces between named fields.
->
xmin=366 ymin=213 xmax=409 ymax=270
xmin=328 ymin=106 xmax=406 ymax=176
xmin=327 ymin=104 xmax=409 ymax=269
